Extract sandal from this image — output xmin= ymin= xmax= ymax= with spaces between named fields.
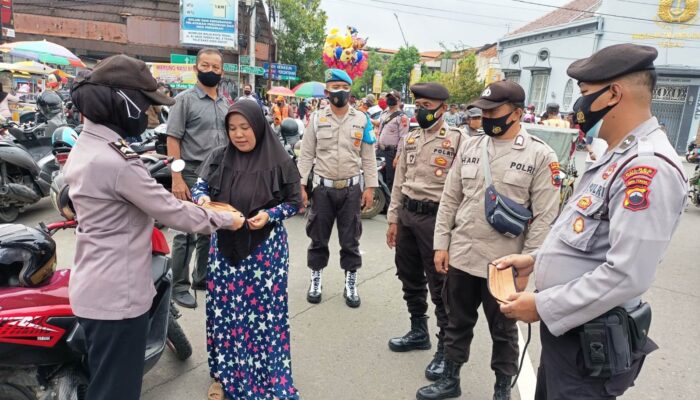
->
xmin=207 ymin=382 xmax=225 ymax=400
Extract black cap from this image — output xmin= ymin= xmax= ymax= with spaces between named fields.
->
xmin=410 ymin=83 xmax=449 ymax=101
xmin=468 ymin=80 xmax=525 ymax=110
xmin=567 ymin=43 xmax=658 ymax=83
xmin=386 ymin=89 xmax=402 ymax=100
xmin=84 ymin=54 xmax=175 ymax=106
xmin=546 ymin=103 xmax=560 ymax=111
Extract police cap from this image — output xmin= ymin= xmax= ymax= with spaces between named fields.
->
xmin=567 ymin=43 xmax=658 ymax=83
xmin=468 ymin=80 xmax=525 ymax=110
xmin=410 ymin=83 xmax=449 ymax=101
xmin=467 ymin=108 xmax=483 ymax=118
xmin=386 ymin=89 xmax=402 ymax=100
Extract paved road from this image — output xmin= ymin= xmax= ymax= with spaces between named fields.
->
xmin=13 ymin=153 xmax=699 ymax=400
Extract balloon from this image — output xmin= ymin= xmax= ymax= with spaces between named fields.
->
xmin=353 ymin=51 xmax=363 ymax=64
xmin=322 ymin=26 xmax=370 ymax=78
xmin=335 ymin=46 xmax=343 ymax=61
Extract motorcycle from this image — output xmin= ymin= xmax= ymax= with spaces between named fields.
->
xmin=0 ymin=158 xmax=193 ymax=400
xmin=361 ymin=157 xmax=392 ymax=219
xmin=686 ymin=143 xmax=700 ymax=207
xmin=280 ymin=118 xmax=302 ymax=161
xmin=0 ymin=121 xmax=60 ymax=222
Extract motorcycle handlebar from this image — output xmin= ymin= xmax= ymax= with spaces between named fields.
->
xmin=148 ymin=157 xmax=174 ymax=175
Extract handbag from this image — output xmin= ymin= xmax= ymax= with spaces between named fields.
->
xmin=481 ymin=138 xmax=533 ymax=238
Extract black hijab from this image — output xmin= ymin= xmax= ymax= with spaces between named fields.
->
xmin=198 ymin=101 xmax=302 ymax=265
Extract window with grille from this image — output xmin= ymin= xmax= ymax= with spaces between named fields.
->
xmin=562 ymin=79 xmax=574 ymax=111
xmin=529 ymin=72 xmax=550 ymax=114
xmin=504 ymin=71 xmax=521 ymax=84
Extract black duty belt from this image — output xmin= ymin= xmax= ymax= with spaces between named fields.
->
xmin=402 ymin=196 xmax=439 ymax=215
xmin=378 ymin=144 xmax=398 ymax=151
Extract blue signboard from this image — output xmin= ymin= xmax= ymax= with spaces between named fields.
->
xmin=263 ymin=63 xmax=298 ymax=79
xmin=180 ymin=0 xmax=237 ymax=49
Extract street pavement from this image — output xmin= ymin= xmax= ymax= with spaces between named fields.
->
xmin=13 ymin=152 xmax=700 ymax=400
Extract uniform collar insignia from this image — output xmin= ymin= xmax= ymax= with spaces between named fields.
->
xmin=617 ymin=135 xmax=637 ymax=152
xmin=514 ymin=135 xmax=525 ymax=147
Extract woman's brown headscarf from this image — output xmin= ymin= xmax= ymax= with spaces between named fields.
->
xmin=197 ymin=101 xmax=302 ymax=264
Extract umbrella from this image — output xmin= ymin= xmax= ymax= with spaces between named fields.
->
xmin=267 ymin=86 xmax=295 ymax=97
xmin=0 ymin=40 xmax=86 ymax=68
xmin=292 ymin=81 xmax=326 ymax=98
xmin=12 ymin=61 xmax=54 ymax=75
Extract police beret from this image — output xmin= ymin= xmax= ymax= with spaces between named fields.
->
xmin=325 ymin=68 xmax=353 ymax=85
xmin=410 ymin=83 xmax=449 ymax=101
xmin=468 ymin=80 xmax=525 ymax=110
xmin=567 ymin=43 xmax=658 ymax=83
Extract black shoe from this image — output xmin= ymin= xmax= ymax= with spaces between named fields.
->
xmin=191 ymin=281 xmax=206 ymax=291
xmin=344 ymin=271 xmax=361 ymax=308
xmin=425 ymin=334 xmax=445 ymax=381
xmin=307 ymin=270 xmax=322 ymax=304
xmin=416 ymin=360 xmax=462 ymax=400
xmin=388 ymin=316 xmax=431 ymax=352
xmin=493 ymin=372 xmax=513 ymax=400
xmin=172 ymin=291 xmax=197 ymax=309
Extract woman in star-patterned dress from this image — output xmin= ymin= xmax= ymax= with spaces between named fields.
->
xmin=192 ymin=101 xmax=302 ymax=400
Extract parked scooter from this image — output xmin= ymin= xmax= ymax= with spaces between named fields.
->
xmin=0 ymin=158 xmax=192 ymax=400
xmin=361 ymin=157 xmax=392 ymax=219
xmin=686 ymin=143 xmax=700 ymax=207
xmin=280 ymin=118 xmax=302 ymax=161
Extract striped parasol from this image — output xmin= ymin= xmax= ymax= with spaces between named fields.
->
xmin=0 ymin=40 xmax=86 ymax=68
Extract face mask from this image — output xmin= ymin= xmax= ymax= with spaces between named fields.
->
xmin=197 ymin=70 xmax=222 ymax=87
xmin=573 ymin=85 xmax=617 ymax=134
xmin=244 ymin=90 xmax=252 ymax=95
xmin=328 ymin=89 xmax=350 ymax=108
xmin=386 ymin=97 xmax=398 ymax=107
xmin=585 ymin=118 xmax=604 ymax=140
xmin=482 ymin=112 xmax=516 ymax=137
xmin=116 ymin=90 xmax=148 ymax=136
xmin=416 ymin=104 xmax=443 ymax=130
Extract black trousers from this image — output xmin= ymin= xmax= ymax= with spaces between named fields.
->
xmin=171 ymin=162 xmax=210 ymax=293
xmin=306 ymin=184 xmax=362 ymax=270
xmin=78 ymin=313 xmax=149 ymax=400
xmin=535 ymin=322 xmax=654 ymax=400
xmin=442 ymin=268 xmax=519 ymax=376
xmin=395 ymin=207 xmax=447 ymax=333
xmin=377 ymin=147 xmax=397 ymax=190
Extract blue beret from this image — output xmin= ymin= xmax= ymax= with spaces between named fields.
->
xmin=325 ymin=68 xmax=353 ymax=85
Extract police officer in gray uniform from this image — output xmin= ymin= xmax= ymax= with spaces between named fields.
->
xmin=64 ymin=55 xmax=244 ymax=400
xmin=496 ymin=44 xmax=688 ymax=399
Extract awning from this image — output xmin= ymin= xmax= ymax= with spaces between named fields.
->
xmin=523 ymin=66 xmax=552 ymax=72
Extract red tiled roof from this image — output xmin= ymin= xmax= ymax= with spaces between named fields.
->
xmin=420 ymin=51 xmax=443 ymax=58
xmin=507 ymin=0 xmax=600 ymax=37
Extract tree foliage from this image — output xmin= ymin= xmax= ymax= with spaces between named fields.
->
xmin=385 ymin=46 xmax=421 ymax=93
xmin=419 ymin=53 xmax=484 ymax=104
xmin=273 ymin=0 xmax=327 ymax=82
xmin=351 ymin=50 xmax=392 ymax=97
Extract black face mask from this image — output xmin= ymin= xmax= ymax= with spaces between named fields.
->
xmin=244 ymin=90 xmax=252 ymax=95
xmin=483 ymin=112 xmax=516 ymax=137
xmin=198 ymin=70 xmax=222 ymax=87
xmin=573 ymin=85 xmax=617 ymax=134
xmin=386 ymin=97 xmax=398 ymax=107
xmin=328 ymin=89 xmax=350 ymax=108
xmin=416 ymin=104 xmax=443 ymax=130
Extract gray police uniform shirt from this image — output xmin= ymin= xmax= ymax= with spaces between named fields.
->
xmin=534 ymin=117 xmax=687 ymax=337
xmin=166 ymin=85 xmax=229 ymax=162
xmin=64 ymin=120 xmax=234 ymax=320
xmin=434 ymin=127 xmax=560 ymax=279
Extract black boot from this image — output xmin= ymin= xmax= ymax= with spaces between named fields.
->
xmin=425 ymin=334 xmax=445 ymax=381
xmin=493 ymin=372 xmax=513 ymax=400
xmin=388 ymin=316 xmax=431 ymax=352
xmin=416 ymin=360 xmax=462 ymax=400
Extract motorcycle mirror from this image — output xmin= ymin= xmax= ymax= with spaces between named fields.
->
xmin=171 ymin=159 xmax=186 ymax=173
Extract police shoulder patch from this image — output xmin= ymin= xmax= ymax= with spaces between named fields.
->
xmin=621 ymin=165 xmax=656 ymax=211
xmin=109 ymin=140 xmax=139 ymax=160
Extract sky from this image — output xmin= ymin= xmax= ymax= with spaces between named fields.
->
xmin=320 ymin=0 xmax=571 ymax=52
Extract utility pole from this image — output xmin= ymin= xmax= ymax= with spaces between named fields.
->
xmin=249 ymin=0 xmax=256 ymax=91
xmin=393 ymin=13 xmax=408 ymax=47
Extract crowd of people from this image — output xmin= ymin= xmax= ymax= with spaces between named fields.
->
xmin=61 ymin=43 xmax=687 ymax=400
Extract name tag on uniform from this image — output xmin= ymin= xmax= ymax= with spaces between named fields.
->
xmin=407 ymin=152 xmax=417 ymax=165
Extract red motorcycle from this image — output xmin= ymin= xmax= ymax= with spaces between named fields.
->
xmin=0 ymin=160 xmax=191 ymax=400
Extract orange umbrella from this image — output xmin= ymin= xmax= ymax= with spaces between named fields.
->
xmin=267 ymin=86 xmax=295 ymax=97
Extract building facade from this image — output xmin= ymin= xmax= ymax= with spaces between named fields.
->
xmin=498 ymin=0 xmax=700 ymax=152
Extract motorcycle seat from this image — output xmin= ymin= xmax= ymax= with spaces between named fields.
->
xmin=151 ymin=255 xmax=169 ymax=283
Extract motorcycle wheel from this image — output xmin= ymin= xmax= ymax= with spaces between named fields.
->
xmin=559 ymin=183 xmax=574 ymax=214
xmin=166 ymin=316 xmax=193 ymax=361
xmin=0 ymin=384 xmax=34 ymax=400
xmin=0 ymin=207 xmax=20 ymax=223
xmin=361 ymin=187 xmax=386 ymax=220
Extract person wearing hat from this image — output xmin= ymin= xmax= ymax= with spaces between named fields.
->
xmin=461 ymin=107 xmax=483 ymax=137
xmin=541 ymin=103 xmax=570 ymax=128
xmin=377 ymin=89 xmax=409 ymax=190
xmin=167 ymin=47 xmax=230 ymax=308
xmin=495 ymin=43 xmax=687 ymax=399
xmin=417 ymin=80 xmax=560 ymax=400
xmin=64 ymin=54 xmax=244 ymax=400
xmin=297 ymin=68 xmax=378 ymax=308
xmin=385 ymin=82 xmax=465 ymax=382
xmin=272 ymin=95 xmax=290 ymax=127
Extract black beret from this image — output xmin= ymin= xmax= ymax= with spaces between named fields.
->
xmin=468 ymin=80 xmax=525 ymax=110
xmin=567 ymin=43 xmax=658 ymax=83
xmin=410 ymin=83 xmax=449 ymax=101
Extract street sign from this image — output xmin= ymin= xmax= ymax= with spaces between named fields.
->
xmin=171 ymin=54 xmax=197 ymax=64
xmin=240 ymin=55 xmax=251 ymax=65
xmin=262 ymin=63 xmax=297 ymax=78
xmin=240 ymin=65 xmax=265 ymax=75
xmin=223 ymin=63 xmax=238 ymax=73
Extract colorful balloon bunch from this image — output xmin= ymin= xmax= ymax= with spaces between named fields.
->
xmin=322 ymin=26 xmax=369 ymax=79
